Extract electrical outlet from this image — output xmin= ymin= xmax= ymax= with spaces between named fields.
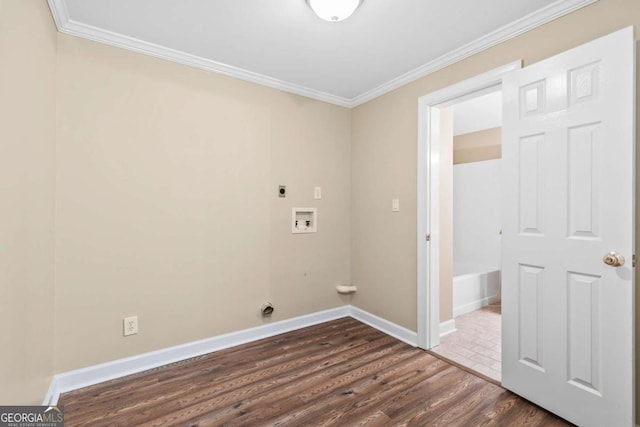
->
xmin=123 ymin=316 xmax=138 ymax=336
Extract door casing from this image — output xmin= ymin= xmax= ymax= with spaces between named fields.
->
xmin=416 ymin=61 xmax=521 ymax=349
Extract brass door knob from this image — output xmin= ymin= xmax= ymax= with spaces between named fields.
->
xmin=603 ymin=252 xmax=625 ymax=267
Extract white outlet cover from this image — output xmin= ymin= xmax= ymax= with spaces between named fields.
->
xmin=314 ymin=187 xmax=322 ymax=199
xmin=123 ymin=316 xmax=138 ymax=336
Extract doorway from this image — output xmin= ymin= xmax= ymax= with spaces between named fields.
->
xmin=417 ymin=27 xmax=635 ymax=427
xmin=416 ymin=61 xmax=520 ymax=351
xmin=429 ymin=90 xmax=504 ymax=382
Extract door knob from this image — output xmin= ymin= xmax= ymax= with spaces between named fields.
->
xmin=603 ymin=252 xmax=625 ymax=267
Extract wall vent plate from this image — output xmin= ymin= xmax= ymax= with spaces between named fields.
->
xmin=292 ymin=208 xmax=317 ymax=233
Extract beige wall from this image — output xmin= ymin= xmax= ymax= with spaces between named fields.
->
xmin=453 ymin=127 xmax=501 ymax=164
xmin=351 ymin=0 xmax=640 ymax=418
xmin=3 ymin=0 xmax=640 ymax=411
xmin=351 ymin=0 xmax=639 ymax=333
xmin=439 ymin=108 xmax=453 ymax=322
xmin=54 ymin=35 xmax=352 ymax=372
xmin=2 ymin=0 xmax=350 ymax=398
xmin=0 ymin=0 xmax=57 ymax=404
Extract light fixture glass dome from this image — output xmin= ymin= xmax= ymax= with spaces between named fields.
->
xmin=307 ymin=0 xmax=363 ymax=22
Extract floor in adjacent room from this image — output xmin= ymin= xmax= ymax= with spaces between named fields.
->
xmin=431 ymin=304 xmax=502 ymax=382
xmin=57 ymin=314 xmax=567 ymax=426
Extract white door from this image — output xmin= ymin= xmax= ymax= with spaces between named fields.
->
xmin=501 ymin=27 xmax=635 ymax=427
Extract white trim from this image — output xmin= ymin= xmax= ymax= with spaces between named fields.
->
xmin=42 ymin=378 xmax=58 ymax=408
xmin=345 ymin=0 xmax=597 ymax=106
xmin=417 ymin=105 xmax=442 ymax=350
xmin=349 ymin=306 xmax=418 ymax=347
xmin=47 ymin=0 xmax=597 ymax=108
xmin=439 ymin=319 xmax=457 ymax=337
xmin=416 ymin=61 xmax=521 ymax=350
xmin=46 ymin=0 xmax=352 ymax=108
xmin=43 ymin=305 xmax=416 ymax=405
xmin=453 ymin=295 xmax=501 ymax=318
xmin=43 ymin=306 xmax=350 ymax=405
xmin=46 ymin=0 xmax=70 ymax=28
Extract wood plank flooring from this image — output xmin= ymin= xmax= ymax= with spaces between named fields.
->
xmin=58 ymin=318 xmax=571 ymax=426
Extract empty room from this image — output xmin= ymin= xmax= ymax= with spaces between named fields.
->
xmin=1 ymin=0 xmax=639 ymax=426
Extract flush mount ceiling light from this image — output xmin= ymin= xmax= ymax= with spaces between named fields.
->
xmin=306 ymin=0 xmax=363 ymax=22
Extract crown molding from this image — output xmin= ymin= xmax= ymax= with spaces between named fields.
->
xmin=48 ymin=0 xmax=597 ymax=109
xmin=350 ymin=0 xmax=599 ymax=106
xmin=46 ymin=0 xmax=353 ymax=108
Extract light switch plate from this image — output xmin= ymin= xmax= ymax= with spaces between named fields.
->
xmin=392 ymin=198 xmax=400 ymax=212
xmin=314 ymin=187 xmax=322 ymax=199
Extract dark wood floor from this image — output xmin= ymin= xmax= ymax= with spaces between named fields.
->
xmin=59 ymin=317 xmax=570 ymax=426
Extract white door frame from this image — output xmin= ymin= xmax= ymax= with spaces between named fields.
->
xmin=416 ymin=60 xmax=522 ymax=349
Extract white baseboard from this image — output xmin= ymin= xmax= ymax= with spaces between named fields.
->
xmin=349 ymin=306 xmax=418 ymax=347
xmin=43 ymin=306 xmax=350 ymax=405
xmin=453 ymin=295 xmax=501 ymax=318
xmin=439 ymin=319 xmax=457 ymax=337
xmin=44 ymin=304 xmax=417 ymax=405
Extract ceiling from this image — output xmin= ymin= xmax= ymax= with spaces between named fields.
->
xmin=47 ymin=0 xmax=596 ymax=107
